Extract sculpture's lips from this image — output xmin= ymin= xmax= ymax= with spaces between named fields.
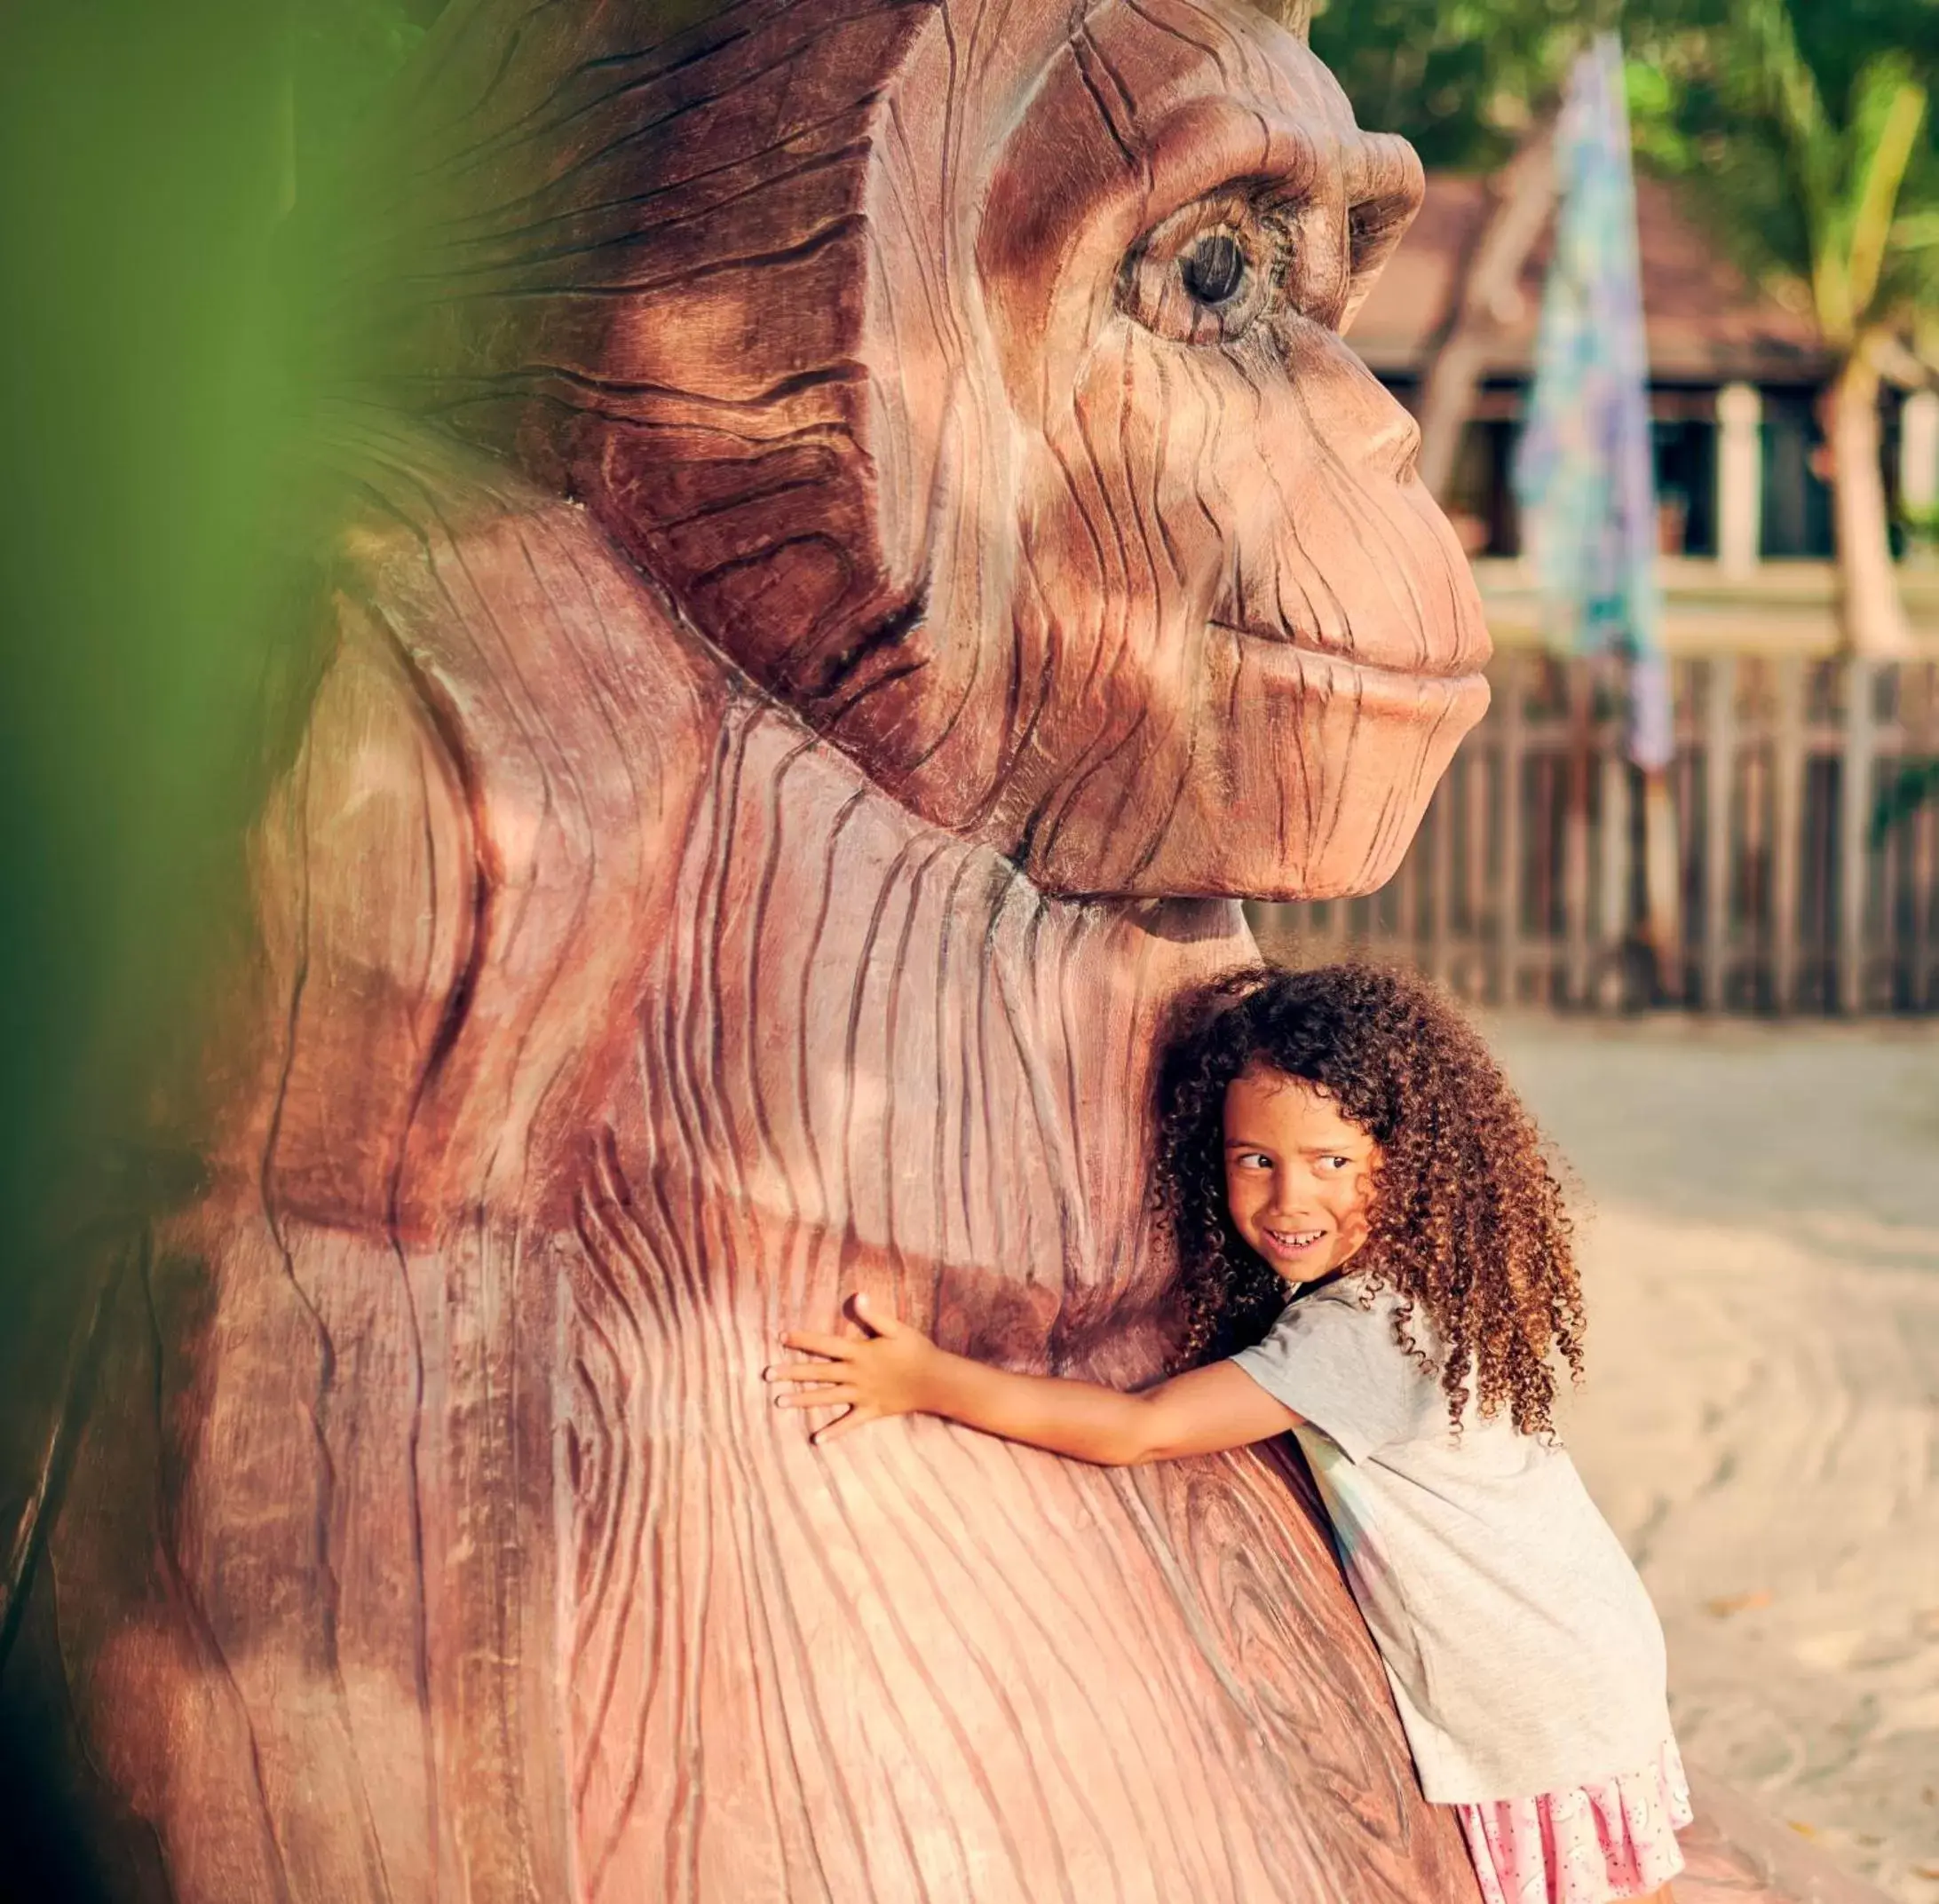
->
xmin=1212 ymin=620 xmax=1492 ymax=713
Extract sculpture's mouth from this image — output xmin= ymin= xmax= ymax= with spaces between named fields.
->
xmin=1210 ymin=619 xmax=1492 ymax=707
xmin=1209 ymin=620 xmax=1497 ymax=686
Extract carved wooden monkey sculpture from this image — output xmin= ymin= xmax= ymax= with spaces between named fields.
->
xmin=6 ymin=1 xmax=1507 ymax=1899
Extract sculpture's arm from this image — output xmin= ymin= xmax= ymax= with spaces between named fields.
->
xmin=106 ymin=470 xmax=726 ymax=1901
xmin=250 ymin=438 xmax=724 ymax=1237
xmin=241 ymin=589 xmax=484 ymax=1236
xmin=767 ymin=1294 xmax=1302 ymax=1462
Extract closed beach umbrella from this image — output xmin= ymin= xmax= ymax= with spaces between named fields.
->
xmin=1515 ymin=34 xmax=1681 ymax=982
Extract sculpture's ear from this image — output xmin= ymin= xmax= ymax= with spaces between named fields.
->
xmin=1252 ymin=0 xmax=1313 ymax=41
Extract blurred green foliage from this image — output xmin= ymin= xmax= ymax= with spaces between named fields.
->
xmin=1873 ymin=758 xmax=1939 ymax=843
xmin=1313 ymin=0 xmax=1579 ymax=168
xmin=1314 ymin=0 xmax=1939 ymax=350
xmin=1626 ymin=0 xmax=1939 ymax=352
xmin=0 ymin=0 xmax=430 ymax=1261
xmin=292 ymin=1 xmax=435 ymax=187
xmin=1312 ymin=0 xmax=1706 ymax=168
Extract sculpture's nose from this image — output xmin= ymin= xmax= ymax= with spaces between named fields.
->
xmin=1215 ymin=323 xmax=1490 ymax=680
xmin=1270 ymin=318 xmax=1425 ymax=478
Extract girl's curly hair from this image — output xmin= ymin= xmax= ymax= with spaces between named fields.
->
xmin=1155 ymin=960 xmax=1584 ymax=1439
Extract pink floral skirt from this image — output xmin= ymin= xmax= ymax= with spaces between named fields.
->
xmin=1455 ymin=1739 xmax=1692 ymax=1904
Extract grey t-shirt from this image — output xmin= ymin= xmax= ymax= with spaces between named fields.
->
xmin=1231 ymin=1277 xmax=1674 ymax=1805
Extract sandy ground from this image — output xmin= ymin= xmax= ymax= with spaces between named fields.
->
xmin=1486 ymin=1015 xmax=1939 ymax=1904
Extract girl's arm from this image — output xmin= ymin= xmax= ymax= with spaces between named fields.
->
xmin=764 ymin=1292 xmax=1302 ymax=1461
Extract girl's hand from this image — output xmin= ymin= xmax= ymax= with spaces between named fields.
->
xmin=766 ymin=1300 xmax=1301 ymax=1464
xmin=764 ymin=1293 xmax=938 ymax=1444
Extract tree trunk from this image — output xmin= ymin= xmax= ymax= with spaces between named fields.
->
xmin=1827 ymin=344 xmax=1913 ymax=656
xmin=1414 ymin=115 xmax=1561 ymax=503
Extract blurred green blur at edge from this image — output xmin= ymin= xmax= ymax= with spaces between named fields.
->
xmin=0 ymin=0 xmax=432 ymax=1262
xmin=0 ymin=4 xmax=431 ymax=1892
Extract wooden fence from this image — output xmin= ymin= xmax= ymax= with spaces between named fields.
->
xmin=1250 ymin=651 xmax=1939 ymax=1015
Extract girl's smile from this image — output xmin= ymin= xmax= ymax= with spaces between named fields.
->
xmin=1222 ymin=1066 xmax=1381 ymax=1284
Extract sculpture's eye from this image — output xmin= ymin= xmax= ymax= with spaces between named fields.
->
xmin=1118 ymin=192 xmax=1290 ymax=345
xmin=1182 ymin=232 xmax=1246 ymax=306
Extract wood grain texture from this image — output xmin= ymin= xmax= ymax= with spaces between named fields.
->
xmin=0 ymin=1 xmax=1833 ymax=1899
xmin=16 ymin=425 xmax=1474 ymax=1901
xmin=346 ymin=0 xmax=1491 ymax=901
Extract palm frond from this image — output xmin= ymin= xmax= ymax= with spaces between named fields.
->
xmin=1734 ymin=0 xmax=1836 ymax=211
xmin=1842 ymin=59 xmax=1928 ymax=319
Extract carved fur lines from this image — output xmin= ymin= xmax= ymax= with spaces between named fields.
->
xmin=5 ymin=0 xmax=1511 ymax=1889
xmin=552 ymin=695 xmax=1474 ymax=1900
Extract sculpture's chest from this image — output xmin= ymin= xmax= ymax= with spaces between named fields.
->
xmin=583 ymin=707 xmax=1252 ymax=1352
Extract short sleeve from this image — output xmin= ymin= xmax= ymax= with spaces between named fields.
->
xmin=1229 ymin=1286 xmax=1440 ymax=1462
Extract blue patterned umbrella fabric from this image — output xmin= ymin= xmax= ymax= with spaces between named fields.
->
xmin=1513 ymin=33 xmax=1674 ymax=770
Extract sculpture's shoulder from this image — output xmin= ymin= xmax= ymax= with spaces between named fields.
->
xmin=325 ymin=415 xmax=731 ymax=809
xmin=242 ymin=421 xmax=733 ymax=1236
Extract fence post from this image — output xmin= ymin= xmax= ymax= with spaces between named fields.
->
xmin=1396 ymin=812 xmax=1423 ymax=963
xmin=1838 ymin=660 xmax=1877 ymax=1014
xmin=1498 ymin=652 xmax=1525 ymax=1004
xmin=1597 ymin=748 xmax=1628 ymax=1006
xmin=1771 ymin=657 xmax=1806 ymax=1014
xmin=1466 ymin=729 xmax=1493 ymax=1001
xmin=1564 ymin=662 xmax=1594 ymax=1007
xmin=1429 ymin=765 xmax=1455 ymax=987
xmin=1640 ymin=770 xmax=1683 ymax=1001
xmin=1702 ymin=655 xmax=1737 ymax=1010
xmin=1917 ymin=755 xmax=1938 ymax=1010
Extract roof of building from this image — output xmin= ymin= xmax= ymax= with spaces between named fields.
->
xmin=1349 ymin=172 xmax=1830 ymax=387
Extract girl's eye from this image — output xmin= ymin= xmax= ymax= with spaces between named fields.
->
xmin=1319 ymin=1155 xmax=1350 ymax=1171
xmin=1119 ymin=192 xmax=1291 ymax=346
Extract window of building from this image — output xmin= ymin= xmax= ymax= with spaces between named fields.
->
xmin=1760 ymin=389 xmax=1835 ymax=559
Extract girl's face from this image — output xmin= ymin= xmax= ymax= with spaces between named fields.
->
xmin=1222 ymin=1065 xmax=1381 ymax=1285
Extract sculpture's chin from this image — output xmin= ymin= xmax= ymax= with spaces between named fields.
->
xmin=1025 ymin=660 xmax=1491 ymax=905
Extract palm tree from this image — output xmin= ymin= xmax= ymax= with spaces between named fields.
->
xmin=1640 ymin=0 xmax=1935 ymax=654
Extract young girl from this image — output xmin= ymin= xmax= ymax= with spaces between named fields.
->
xmin=764 ymin=961 xmax=1690 ymax=1904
